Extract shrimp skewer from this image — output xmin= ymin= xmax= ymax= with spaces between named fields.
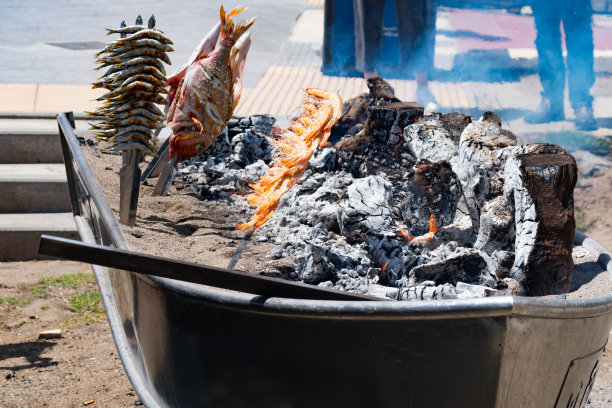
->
xmin=236 ymin=88 xmax=342 ymax=230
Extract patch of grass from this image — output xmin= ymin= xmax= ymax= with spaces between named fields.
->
xmin=69 ymin=291 xmax=104 ymax=314
xmin=40 ymin=306 xmax=48 ymax=311
xmin=575 ymin=208 xmax=597 ymax=232
xmin=30 ymin=286 xmax=47 ymax=298
xmin=39 ymin=272 xmax=96 ymax=290
xmin=60 ymin=313 xmax=106 ymax=328
xmin=0 ymin=296 xmax=31 ymax=309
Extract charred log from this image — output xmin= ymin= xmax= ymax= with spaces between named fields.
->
xmin=504 ymin=144 xmax=578 ymax=295
xmin=457 ymin=112 xmax=517 ymax=232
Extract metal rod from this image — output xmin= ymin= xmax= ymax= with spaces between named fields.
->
xmin=141 ymin=136 xmax=169 ymax=181
xmin=227 ymin=227 xmax=255 ymax=269
xmin=151 ymin=156 xmax=178 ymax=196
xmin=38 ymin=235 xmax=377 ymax=301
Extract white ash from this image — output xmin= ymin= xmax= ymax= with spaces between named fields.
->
xmin=404 ymin=114 xmax=460 ymax=170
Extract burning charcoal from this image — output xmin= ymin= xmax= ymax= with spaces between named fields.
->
xmin=229 ymin=130 xmax=272 ymax=168
xmin=403 ymin=114 xmax=462 ymax=169
xmin=457 ymin=112 xmax=517 ymax=232
xmin=473 ymin=196 xmax=515 ymax=254
xmin=367 ymin=234 xmax=418 ymax=285
xmin=392 ymin=161 xmax=461 ymax=235
xmin=397 ymin=282 xmax=457 ymax=301
xmin=337 ymin=176 xmax=394 ymax=243
xmin=503 ymin=143 xmax=578 ymax=295
xmin=409 ymin=248 xmax=490 ymax=287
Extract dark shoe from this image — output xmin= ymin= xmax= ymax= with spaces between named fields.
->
xmin=574 ymin=106 xmax=598 ymax=131
xmin=525 ymin=99 xmax=564 ymax=124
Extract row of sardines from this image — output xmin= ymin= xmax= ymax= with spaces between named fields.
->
xmin=90 ymin=15 xmax=173 ymax=156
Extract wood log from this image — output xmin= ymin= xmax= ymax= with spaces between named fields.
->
xmin=503 ymin=144 xmax=577 ymax=295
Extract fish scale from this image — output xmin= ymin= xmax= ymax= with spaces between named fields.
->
xmin=91 ymin=15 xmax=173 ymax=156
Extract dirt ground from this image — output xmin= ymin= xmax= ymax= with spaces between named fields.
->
xmin=1 ymin=137 xmax=612 ymax=406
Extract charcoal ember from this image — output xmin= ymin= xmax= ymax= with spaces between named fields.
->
xmin=330 ymin=94 xmax=369 ymax=142
xmin=337 ymin=176 xmax=394 ymax=242
xmin=308 ymin=148 xmax=337 ymax=173
xmin=392 ymin=161 xmax=461 ymax=235
xmin=330 ymin=76 xmax=401 ymax=143
xmin=490 ymin=250 xmax=515 ymax=279
xmin=281 ymin=173 xmax=351 ymax=231
xmin=403 ymin=114 xmax=462 ymax=169
xmin=474 ymin=195 xmax=515 ymax=253
xmin=297 ymin=245 xmax=336 ymax=284
xmin=457 ymin=112 xmax=517 ymax=231
xmin=250 ymin=114 xmax=276 ymax=136
xmin=409 ymin=247 xmax=490 ymax=287
xmin=493 ymin=278 xmax=525 ymax=296
xmin=455 ymin=282 xmax=496 ymax=298
xmin=397 ymin=282 xmax=457 ymax=301
xmin=503 ymin=143 xmax=578 ymax=295
xmin=229 ymin=130 xmax=272 ymax=168
xmin=367 ymin=75 xmax=401 ymax=105
xmin=438 ymin=112 xmax=472 ymax=142
xmin=335 ymin=102 xmax=423 ymax=177
xmin=367 ymin=234 xmax=418 ymax=285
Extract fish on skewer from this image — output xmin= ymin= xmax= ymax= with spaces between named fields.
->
xmin=91 ymin=15 xmax=172 ymax=156
xmin=166 ymin=6 xmax=256 ymax=162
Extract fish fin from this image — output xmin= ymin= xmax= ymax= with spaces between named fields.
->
xmin=230 ymin=32 xmax=251 ymax=109
xmin=219 ymin=6 xmax=256 ymax=42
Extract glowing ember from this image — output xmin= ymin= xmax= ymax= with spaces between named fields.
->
xmin=398 ymin=214 xmax=437 ymax=244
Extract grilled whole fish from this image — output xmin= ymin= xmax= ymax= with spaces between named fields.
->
xmin=166 ymin=6 xmax=255 ymax=162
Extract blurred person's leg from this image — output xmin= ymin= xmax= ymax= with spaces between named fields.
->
xmin=395 ymin=0 xmax=438 ymax=110
xmin=354 ymin=0 xmax=386 ymax=77
xmin=563 ymin=0 xmax=597 ymax=130
xmin=526 ymin=2 xmax=565 ymax=123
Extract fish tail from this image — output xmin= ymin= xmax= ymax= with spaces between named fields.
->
xmin=219 ymin=6 xmax=256 ymax=42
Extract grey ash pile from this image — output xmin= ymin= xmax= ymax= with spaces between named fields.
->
xmin=177 ymin=76 xmax=581 ymax=300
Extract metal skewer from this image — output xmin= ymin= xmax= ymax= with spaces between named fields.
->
xmin=151 ymin=156 xmax=178 ymax=196
xmin=227 ymin=226 xmax=255 ymax=270
xmin=119 ymin=149 xmax=142 ymax=225
xmin=117 ymin=19 xmax=142 ymax=226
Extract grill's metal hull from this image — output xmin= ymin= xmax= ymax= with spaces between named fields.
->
xmin=58 ymin=113 xmax=612 ymax=408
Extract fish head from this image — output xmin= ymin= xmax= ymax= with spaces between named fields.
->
xmin=168 ymin=128 xmax=206 ymax=162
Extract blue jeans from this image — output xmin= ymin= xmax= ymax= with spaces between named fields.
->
xmin=532 ymin=0 xmax=595 ymax=110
